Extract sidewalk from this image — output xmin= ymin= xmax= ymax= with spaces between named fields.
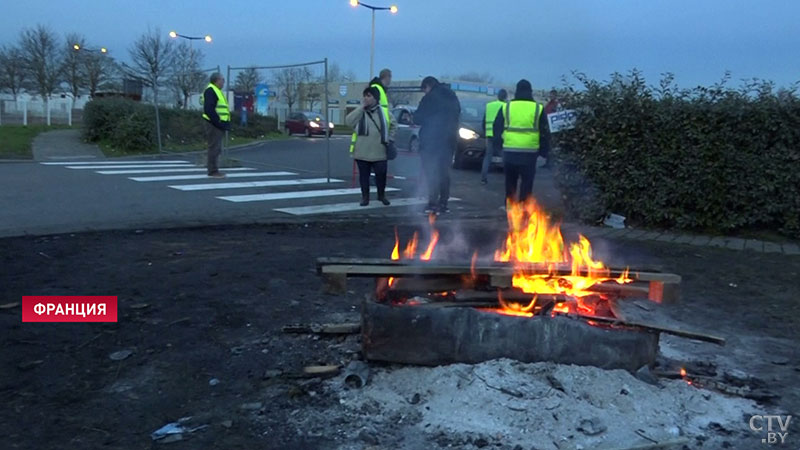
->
xmin=31 ymin=129 xmax=105 ymax=161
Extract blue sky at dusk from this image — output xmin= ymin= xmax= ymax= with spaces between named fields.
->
xmin=1 ymin=0 xmax=798 ymax=89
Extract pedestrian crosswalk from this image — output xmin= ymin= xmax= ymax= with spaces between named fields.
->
xmin=40 ymin=159 xmax=446 ymax=216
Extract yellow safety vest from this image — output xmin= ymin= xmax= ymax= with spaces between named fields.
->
xmin=502 ymin=100 xmax=542 ymax=152
xmin=201 ymin=83 xmax=230 ymax=122
xmin=370 ymin=83 xmax=391 ymax=126
xmin=484 ymin=100 xmax=505 ymax=138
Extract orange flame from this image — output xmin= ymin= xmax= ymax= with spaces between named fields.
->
xmin=495 ymin=199 xmax=632 ymax=314
xmin=404 ymin=232 xmax=419 ymax=259
xmin=391 ymin=227 xmax=400 ymax=260
xmin=420 ymin=214 xmax=439 ymax=261
xmin=680 ymin=367 xmax=687 ymax=377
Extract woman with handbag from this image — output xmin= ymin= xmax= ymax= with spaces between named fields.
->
xmin=345 ymin=86 xmax=397 ymax=206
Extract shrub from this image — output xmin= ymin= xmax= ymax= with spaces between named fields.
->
xmin=554 ymin=70 xmax=800 ymax=237
xmin=83 ymin=98 xmax=280 ymax=152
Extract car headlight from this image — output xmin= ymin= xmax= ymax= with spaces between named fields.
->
xmin=309 ymin=122 xmax=320 ymax=128
xmin=459 ymin=127 xmax=479 ymax=140
xmin=328 ymin=122 xmax=335 ymax=129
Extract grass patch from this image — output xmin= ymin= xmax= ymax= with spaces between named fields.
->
xmin=0 ymin=125 xmax=72 ymax=159
xmin=97 ymin=132 xmax=289 ymax=157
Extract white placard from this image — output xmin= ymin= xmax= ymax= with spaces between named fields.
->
xmin=547 ymin=109 xmax=577 ymax=133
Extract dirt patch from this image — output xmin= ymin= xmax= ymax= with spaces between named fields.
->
xmin=0 ymin=221 xmax=798 ymax=449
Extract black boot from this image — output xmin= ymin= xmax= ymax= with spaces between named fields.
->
xmin=360 ymin=195 xmax=369 ymax=206
xmin=378 ymin=195 xmax=391 ymax=206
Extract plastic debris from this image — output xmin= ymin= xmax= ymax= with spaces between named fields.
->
xmin=109 ymin=350 xmax=133 ymax=361
xmin=151 ymin=417 xmax=208 ymax=441
xmin=603 ymin=213 xmax=626 ymax=229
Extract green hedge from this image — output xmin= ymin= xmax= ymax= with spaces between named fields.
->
xmin=554 ymin=71 xmax=800 ymax=237
xmin=83 ymin=98 xmax=278 ymax=152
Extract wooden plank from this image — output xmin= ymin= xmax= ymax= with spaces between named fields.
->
xmin=591 ymin=299 xmax=724 ymax=345
xmin=320 ymin=263 xmax=681 ymax=283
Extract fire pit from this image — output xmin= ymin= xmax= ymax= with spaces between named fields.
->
xmin=317 ymin=201 xmax=723 ymax=371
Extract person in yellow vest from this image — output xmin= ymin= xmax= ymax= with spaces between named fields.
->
xmin=481 ymin=88 xmax=508 ymax=185
xmin=369 ymin=68 xmax=392 ymax=125
xmin=201 ymin=73 xmax=231 ymax=178
xmin=492 ymin=79 xmax=550 ymax=203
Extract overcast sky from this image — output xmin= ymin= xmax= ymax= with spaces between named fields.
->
xmin=2 ymin=0 xmax=798 ymax=89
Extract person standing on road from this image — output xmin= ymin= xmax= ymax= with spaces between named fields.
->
xmin=540 ymin=89 xmax=559 ymax=169
xmin=481 ymin=88 xmax=508 ymax=185
xmin=201 ymin=72 xmax=231 ymax=178
xmin=414 ymin=76 xmax=461 ymax=214
xmin=345 ymin=86 xmax=396 ymax=207
xmin=369 ymin=68 xmax=393 ymax=125
xmin=493 ymin=79 xmax=550 ymax=204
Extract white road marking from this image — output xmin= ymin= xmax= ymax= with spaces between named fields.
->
xmin=42 ymin=160 xmax=189 ymax=165
xmin=66 ymin=164 xmax=196 ymax=169
xmin=130 ymin=171 xmax=297 ymax=182
xmin=218 ymin=187 xmax=400 ymax=203
xmin=97 ymin=168 xmax=255 ymax=175
xmin=169 ymin=178 xmax=341 ymax=191
xmin=274 ymin=197 xmax=440 ymax=215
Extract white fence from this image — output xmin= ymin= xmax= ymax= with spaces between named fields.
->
xmin=0 ymin=98 xmax=82 ymax=126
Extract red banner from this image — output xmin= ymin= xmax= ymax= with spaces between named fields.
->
xmin=22 ymin=296 xmax=118 ymax=322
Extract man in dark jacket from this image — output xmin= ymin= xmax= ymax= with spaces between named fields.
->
xmin=414 ymin=76 xmax=461 ymax=214
xmin=493 ymin=79 xmax=550 ymax=203
xmin=202 ymin=72 xmax=231 ymax=177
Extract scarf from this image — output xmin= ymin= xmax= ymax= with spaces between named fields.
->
xmin=357 ymin=104 xmax=388 ymax=144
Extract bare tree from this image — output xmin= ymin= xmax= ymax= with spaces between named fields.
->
xmin=234 ymin=67 xmax=261 ymax=94
xmin=124 ymin=27 xmax=175 ymax=152
xmin=124 ymin=27 xmax=176 ymax=105
xmin=273 ymin=67 xmax=305 ymax=113
xmin=170 ymin=41 xmax=205 ymax=108
xmin=0 ymin=44 xmax=27 ymax=101
xmin=19 ymin=25 xmax=63 ymax=105
xmin=62 ymin=32 xmax=85 ymax=107
xmin=84 ymin=50 xmax=117 ymax=98
xmin=298 ymin=67 xmax=322 ymax=111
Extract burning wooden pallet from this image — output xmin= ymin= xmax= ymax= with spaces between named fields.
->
xmin=317 ymin=257 xmax=682 ymax=303
xmin=316 ymin=257 xmax=723 ymax=370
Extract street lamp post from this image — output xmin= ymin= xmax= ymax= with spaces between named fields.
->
xmin=72 ymin=44 xmax=108 ymax=54
xmin=169 ymin=31 xmax=213 ymax=43
xmin=349 ymin=1 xmax=397 ymax=80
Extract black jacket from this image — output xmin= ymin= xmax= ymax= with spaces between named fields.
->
xmin=413 ymin=84 xmax=461 ymax=152
xmin=203 ymin=87 xmax=229 ymax=131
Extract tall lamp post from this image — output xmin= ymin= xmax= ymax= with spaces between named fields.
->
xmin=349 ymin=0 xmax=397 ymax=80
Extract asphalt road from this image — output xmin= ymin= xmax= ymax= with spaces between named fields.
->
xmin=0 ymin=136 xmax=562 ymax=237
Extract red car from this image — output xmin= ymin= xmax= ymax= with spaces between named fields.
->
xmin=284 ymin=111 xmax=334 ymax=137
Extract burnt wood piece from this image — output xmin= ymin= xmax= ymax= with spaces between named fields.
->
xmin=583 ymin=300 xmax=725 ymax=345
xmin=361 ymin=299 xmax=659 ymax=370
xmin=317 ymin=257 xmax=681 ymax=283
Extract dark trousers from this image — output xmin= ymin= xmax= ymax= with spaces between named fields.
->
xmin=503 ymin=151 xmax=538 ymax=203
xmin=205 ymin=121 xmax=225 ymax=174
xmin=481 ymin=137 xmax=501 ymax=181
xmin=356 ymin=159 xmax=388 ymax=198
xmin=420 ymin=149 xmax=451 ymax=208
